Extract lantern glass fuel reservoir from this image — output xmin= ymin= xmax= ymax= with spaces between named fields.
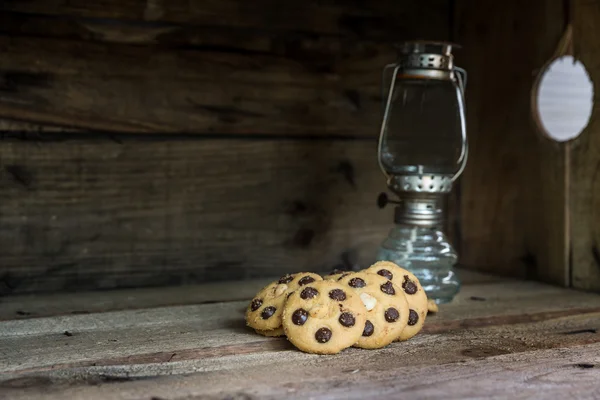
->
xmin=376 ymin=41 xmax=467 ymax=304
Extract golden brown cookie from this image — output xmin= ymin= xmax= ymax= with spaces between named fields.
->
xmin=245 ymin=272 xmax=323 ymax=331
xmin=255 ymin=327 xmax=285 ymax=337
xmin=337 ymin=271 xmax=409 ymax=349
xmin=282 ymin=280 xmax=367 ymax=355
xmin=366 ymin=261 xmax=429 ymax=341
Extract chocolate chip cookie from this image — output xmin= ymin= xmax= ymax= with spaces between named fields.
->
xmin=427 ymin=299 xmax=439 ymax=314
xmin=255 ymin=327 xmax=285 ymax=337
xmin=366 ymin=261 xmax=429 ymax=341
xmin=245 ymin=272 xmax=323 ymax=331
xmin=337 ymin=271 xmax=409 ymax=349
xmin=282 ymin=280 xmax=367 ymax=354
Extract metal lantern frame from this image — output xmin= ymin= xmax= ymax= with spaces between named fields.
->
xmin=378 ymin=42 xmax=469 ymax=185
xmin=376 ymin=41 xmax=469 ymax=227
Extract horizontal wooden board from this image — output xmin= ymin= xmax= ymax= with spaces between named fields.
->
xmin=0 ymin=137 xmax=394 ymax=294
xmin=0 ymin=2 xmax=450 ymax=136
xmin=0 ymin=32 xmax=387 ymax=135
xmin=1 ymin=1 xmax=450 ymax=40
xmin=1 ymin=279 xmax=600 ymax=398
xmin=5 ymin=342 xmax=600 ymax=400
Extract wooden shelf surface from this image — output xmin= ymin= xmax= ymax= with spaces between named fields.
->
xmin=2 ymin=270 xmax=600 ymax=399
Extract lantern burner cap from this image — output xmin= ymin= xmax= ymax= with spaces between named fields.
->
xmin=388 ymin=174 xmax=453 ymax=195
xmin=387 ymin=174 xmax=453 ymax=227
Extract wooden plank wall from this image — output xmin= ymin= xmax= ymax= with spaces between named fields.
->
xmin=3 ymin=0 xmax=593 ymax=295
xmin=0 ymin=1 xmax=452 ymax=294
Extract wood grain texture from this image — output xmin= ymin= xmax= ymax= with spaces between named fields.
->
xmin=0 ymin=2 xmax=449 ymax=135
xmin=452 ymin=0 xmax=569 ymax=284
xmin=1 ymin=279 xmax=600 ymax=399
xmin=0 ymin=2 xmax=451 ymax=292
xmin=4 ymin=343 xmax=600 ymax=400
xmin=1 ymin=1 xmax=450 ymax=40
xmin=570 ymin=0 xmax=600 ymax=292
xmin=0 ymin=137 xmax=394 ymax=295
xmin=0 ymin=33 xmax=383 ymax=135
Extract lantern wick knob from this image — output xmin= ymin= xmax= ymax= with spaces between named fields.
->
xmin=377 ymin=192 xmax=402 ymax=209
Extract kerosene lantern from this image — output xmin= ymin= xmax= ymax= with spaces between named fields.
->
xmin=375 ymin=41 xmax=467 ymax=304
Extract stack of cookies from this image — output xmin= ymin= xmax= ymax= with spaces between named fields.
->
xmin=245 ymin=260 xmax=432 ymax=355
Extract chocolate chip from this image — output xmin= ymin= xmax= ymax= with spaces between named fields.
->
xmin=339 ymin=312 xmax=355 ymax=327
xmin=298 ymin=276 xmax=316 ymax=286
xmin=261 ymin=306 xmax=276 ymax=319
xmin=278 ymin=275 xmax=294 ymax=284
xmin=250 ymin=298 xmax=263 ymax=311
xmin=329 ymin=289 xmax=347 ymax=301
xmin=362 ymin=320 xmax=374 ymax=337
xmin=402 ymin=275 xmax=418 ymax=295
xmin=348 ymin=277 xmax=366 ymax=288
xmin=300 ymin=287 xmax=319 ymax=299
xmin=292 ymin=308 xmax=308 ymax=325
xmin=337 ymin=273 xmax=350 ymax=281
xmin=408 ymin=309 xmax=419 ymax=326
xmin=315 ymin=327 xmax=332 ymax=343
xmin=385 ymin=307 xmax=400 ymax=322
xmin=380 ymin=281 xmax=395 ymax=295
xmin=377 ymin=269 xmax=393 ymax=280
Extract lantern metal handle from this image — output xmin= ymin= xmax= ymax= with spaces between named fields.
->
xmin=381 ymin=63 xmax=398 ymax=113
xmin=453 ymin=66 xmax=468 ymax=182
xmin=377 ymin=64 xmax=469 ymax=184
xmin=377 ymin=63 xmax=401 ymax=182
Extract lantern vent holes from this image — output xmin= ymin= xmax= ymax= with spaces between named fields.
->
xmin=389 ymin=175 xmax=453 ymax=194
xmin=532 ymin=55 xmax=593 ymax=142
xmin=401 ymin=54 xmax=450 ymax=70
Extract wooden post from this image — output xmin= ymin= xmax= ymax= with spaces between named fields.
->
xmin=570 ymin=0 xmax=600 ymax=292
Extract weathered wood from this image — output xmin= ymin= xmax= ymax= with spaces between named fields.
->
xmin=0 ymin=33 xmax=386 ymax=136
xmin=2 ymin=280 xmax=600 ymax=374
xmin=1 ymin=279 xmax=600 ymax=399
xmin=0 ymin=268 xmax=503 ymax=321
xmin=570 ymin=0 xmax=600 ymax=292
xmin=0 ymin=137 xmax=396 ymax=294
xmin=0 ymin=1 xmax=450 ymax=40
xmin=452 ymin=0 xmax=569 ymax=284
xmin=0 ymin=1 xmax=450 ymax=136
xmin=4 ymin=342 xmax=600 ymax=399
